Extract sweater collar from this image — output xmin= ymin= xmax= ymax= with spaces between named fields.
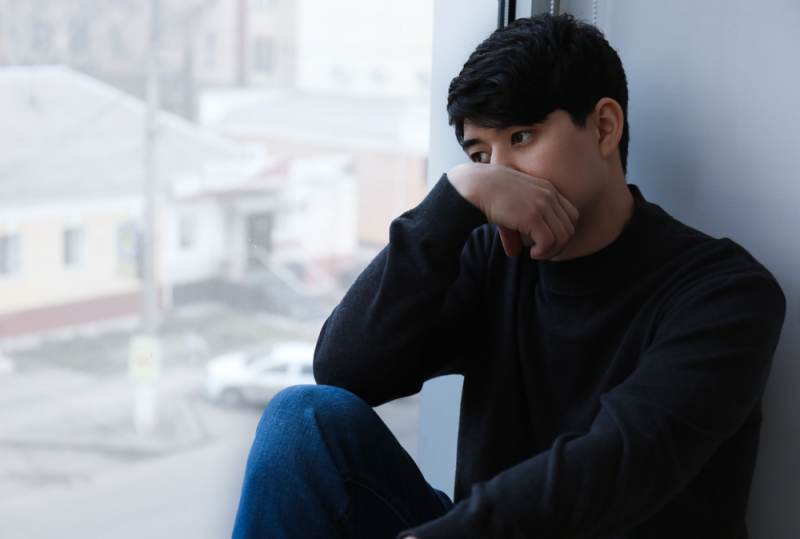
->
xmin=536 ymin=184 xmax=650 ymax=296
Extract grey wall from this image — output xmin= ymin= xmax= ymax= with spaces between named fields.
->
xmin=603 ymin=2 xmax=800 ymax=537
xmin=420 ymin=1 xmax=799 ymax=537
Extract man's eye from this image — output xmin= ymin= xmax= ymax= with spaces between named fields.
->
xmin=470 ymin=151 xmax=489 ymax=163
xmin=511 ymin=130 xmax=534 ymax=144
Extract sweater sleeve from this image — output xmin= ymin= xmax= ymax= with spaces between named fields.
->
xmin=398 ymin=270 xmax=786 ymax=539
xmin=313 ymin=172 xmax=490 ymax=407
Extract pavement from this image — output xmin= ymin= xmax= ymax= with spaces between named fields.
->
xmin=0 ymin=364 xmax=420 ymax=538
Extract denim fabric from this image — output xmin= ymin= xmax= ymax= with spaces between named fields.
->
xmin=232 ymin=384 xmax=454 ymax=538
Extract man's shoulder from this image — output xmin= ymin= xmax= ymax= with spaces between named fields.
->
xmin=663 ymin=236 xmax=782 ymax=320
xmin=641 ymin=198 xmax=783 ymax=300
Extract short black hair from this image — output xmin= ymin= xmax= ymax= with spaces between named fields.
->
xmin=447 ymin=13 xmax=630 ymax=174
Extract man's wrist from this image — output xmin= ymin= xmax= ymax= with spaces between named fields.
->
xmin=446 ymin=164 xmax=487 ymax=213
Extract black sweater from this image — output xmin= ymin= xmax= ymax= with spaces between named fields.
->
xmin=312 ymin=173 xmax=786 ymax=539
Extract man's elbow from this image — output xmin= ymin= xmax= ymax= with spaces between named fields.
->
xmin=312 ymin=340 xmax=358 ymax=391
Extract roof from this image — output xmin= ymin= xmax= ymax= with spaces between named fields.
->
xmin=200 ymin=87 xmax=431 ymax=154
xmin=0 ymin=65 xmax=264 ymax=207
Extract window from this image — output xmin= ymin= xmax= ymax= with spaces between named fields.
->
xmin=252 ymin=37 xmax=274 ymax=73
xmin=63 ymin=227 xmax=85 ymax=268
xmin=69 ymin=19 xmax=90 ymax=54
xmin=31 ymin=20 xmax=52 ymax=53
xmin=246 ymin=212 xmax=274 ymax=270
xmin=116 ymin=221 xmax=140 ymax=278
xmin=0 ymin=1 xmax=432 ymax=534
xmin=109 ymin=28 xmax=126 ymax=61
xmin=178 ymin=215 xmax=196 ymax=251
xmin=0 ymin=233 xmax=20 ymax=275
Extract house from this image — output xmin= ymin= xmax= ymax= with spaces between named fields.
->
xmin=0 ymin=66 xmax=357 ymax=341
xmin=0 ymin=0 xmax=297 ymax=119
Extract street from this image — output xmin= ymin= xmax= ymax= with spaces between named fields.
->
xmin=0 ymin=365 xmax=420 ymax=538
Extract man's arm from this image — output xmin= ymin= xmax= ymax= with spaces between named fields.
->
xmin=312 ymin=172 xmax=492 ymax=407
xmin=398 ymin=270 xmax=786 ymax=538
xmin=313 ymin=164 xmax=579 ymax=407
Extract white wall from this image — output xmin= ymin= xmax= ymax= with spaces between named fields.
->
xmin=164 ymin=198 xmax=228 ymax=284
xmin=422 ymin=2 xmax=800 ymax=537
xmin=272 ymin=158 xmax=359 ymax=263
xmin=296 ymin=0 xmax=432 ymax=97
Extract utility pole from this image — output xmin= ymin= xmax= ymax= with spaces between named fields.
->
xmin=143 ymin=0 xmax=161 ymax=334
xmin=236 ymin=0 xmax=247 ymax=86
xmin=130 ymin=0 xmax=163 ymax=437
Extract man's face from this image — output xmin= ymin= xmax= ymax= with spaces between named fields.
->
xmin=461 ymin=109 xmax=608 ymax=211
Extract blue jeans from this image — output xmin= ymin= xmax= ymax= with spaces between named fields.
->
xmin=232 ymin=384 xmax=454 ymax=538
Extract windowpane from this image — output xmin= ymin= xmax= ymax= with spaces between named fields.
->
xmin=252 ymin=37 xmax=274 ymax=72
xmin=0 ymin=1 xmax=432 ymax=535
xmin=0 ymin=234 xmax=20 ymax=275
xmin=178 ymin=215 xmax=196 ymax=251
xmin=63 ymin=227 xmax=85 ymax=268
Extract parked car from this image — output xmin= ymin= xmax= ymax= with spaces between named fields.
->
xmin=204 ymin=341 xmax=316 ymax=405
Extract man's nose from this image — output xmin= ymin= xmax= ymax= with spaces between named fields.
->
xmin=490 ymin=148 xmax=521 ymax=171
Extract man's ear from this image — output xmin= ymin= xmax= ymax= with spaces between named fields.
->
xmin=593 ymin=97 xmax=624 ymax=161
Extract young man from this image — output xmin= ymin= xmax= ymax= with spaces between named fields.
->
xmin=232 ymin=13 xmax=786 ymax=539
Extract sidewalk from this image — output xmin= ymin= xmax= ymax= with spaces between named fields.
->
xmin=0 ymin=367 xmax=208 ymax=457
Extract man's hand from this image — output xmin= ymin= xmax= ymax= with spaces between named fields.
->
xmin=447 ymin=162 xmax=579 ymax=260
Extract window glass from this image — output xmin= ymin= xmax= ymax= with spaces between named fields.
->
xmin=63 ymin=227 xmax=85 ymax=268
xmin=0 ymin=234 xmax=20 ymax=275
xmin=0 ymin=1 xmax=432 ymax=536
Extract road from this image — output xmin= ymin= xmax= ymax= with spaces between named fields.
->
xmin=0 ymin=367 xmax=420 ymax=538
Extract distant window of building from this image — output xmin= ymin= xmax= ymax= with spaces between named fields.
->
xmin=204 ymin=33 xmax=216 ymax=68
xmin=246 ymin=213 xmax=273 ymax=270
xmin=69 ymin=19 xmax=90 ymax=54
xmin=0 ymin=233 xmax=20 ymax=275
xmin=179 ymin=215 xmax=196 ymax=251
xmin=31 ymin=20 xmax=52 ymax=53
xmin=252 ymin=37 xmax=273 ymax=73
xmin=117 ymin=221 xmax=140 ymax=278
xmin=109 ymin=28 xmax=126 ymax=61
xmin=63 ymin=227 xmax=85 ymax=268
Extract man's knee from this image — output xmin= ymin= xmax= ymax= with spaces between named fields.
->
xmin=255 ymin=384 xmax=372 ymax=440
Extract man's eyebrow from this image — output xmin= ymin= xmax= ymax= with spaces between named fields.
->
xmin=460 ymin=138 xmax=482 ymax=151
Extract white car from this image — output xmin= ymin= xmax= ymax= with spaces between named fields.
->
xmin=204 ymin=341 xmax=316 ymax=405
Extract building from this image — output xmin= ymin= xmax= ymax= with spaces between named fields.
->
xmin=0 ymin=0 xmax=297 ymax=119
xmin=200 ymin=88 xmax=430 ymax=247
xmin=0 ymin=66 xmax=357 ymax=340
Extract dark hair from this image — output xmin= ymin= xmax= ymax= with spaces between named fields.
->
xmin=447 ymin=13 xmax=630 ymax=174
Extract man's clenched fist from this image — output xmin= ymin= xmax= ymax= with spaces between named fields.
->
xmin=447 ymin=162 xmax=580 ymax=260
